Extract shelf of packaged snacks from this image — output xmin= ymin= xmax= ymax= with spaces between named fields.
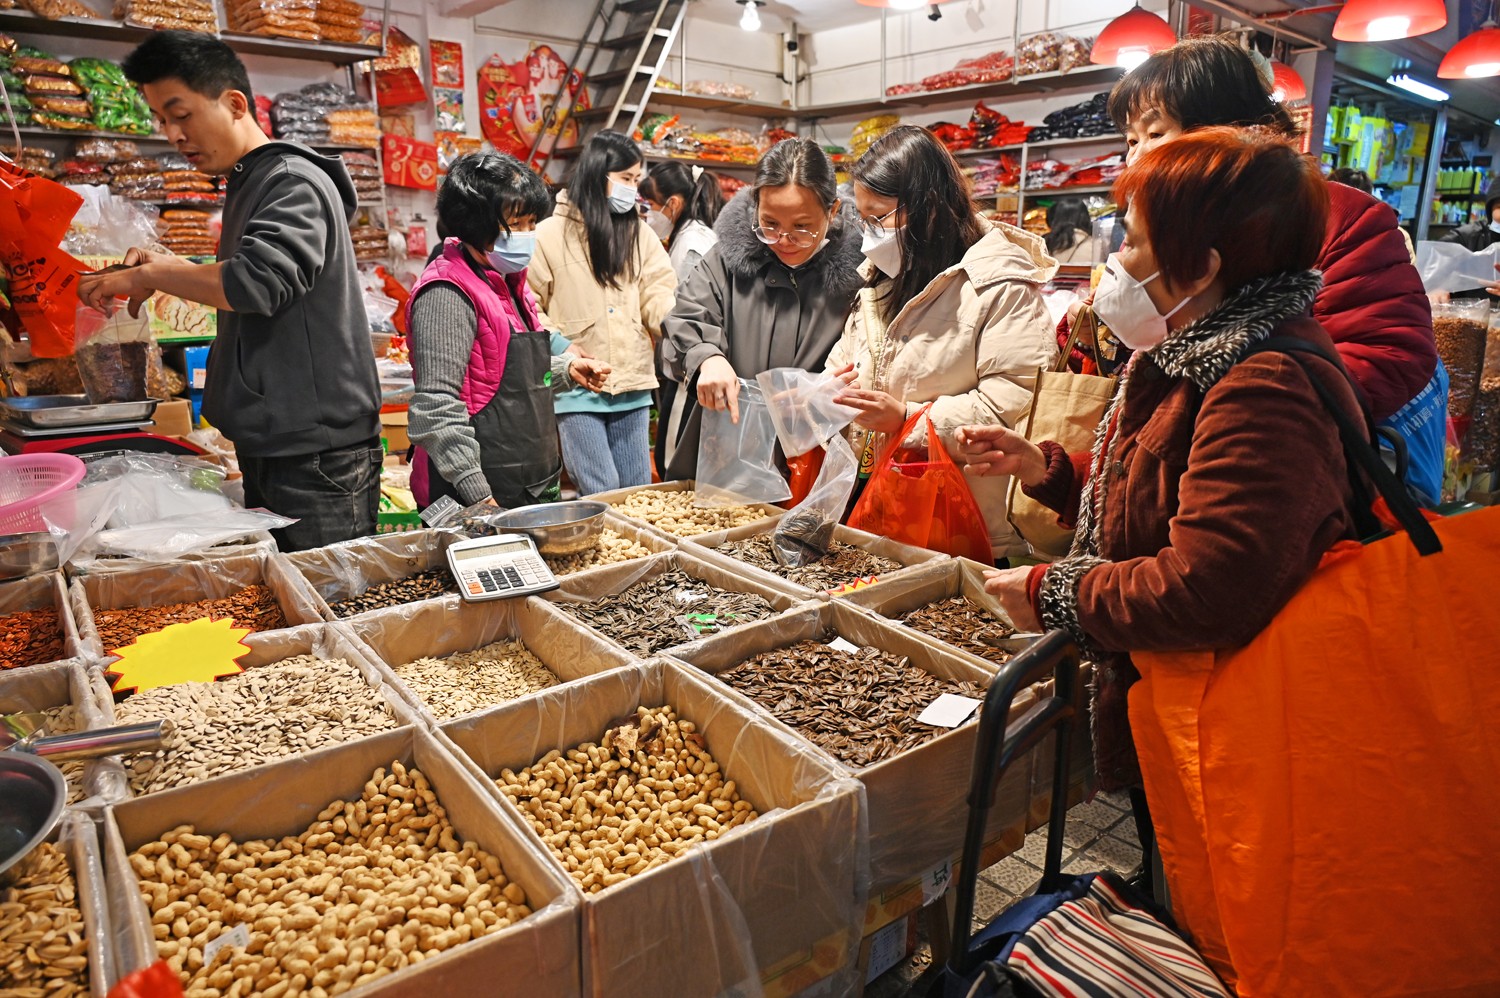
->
xmin=0 ymin=11 xmax=381 ymax=65
xmin=311 ymin=143 xmax=379 ymax=152
xmin=951 ymin=135 xmax=1122 ymax=160
xmin=644 ymin=152 xmax=758 ymax=171
xmin=15 ymin=125 xmax=165 ymax=143
xmin=1022 ymin=184 xmax=1115 ymax=196
xmin=794 ymin=65 xmax=1124 ymax=121
xmin=646 ymin=89 xmax=794 ymax=119
xmin=1436 ymin=192 xmax=1486 ymax=200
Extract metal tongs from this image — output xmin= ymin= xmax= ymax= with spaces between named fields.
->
xmin=0 ymin=711 xmax=166 ymax=762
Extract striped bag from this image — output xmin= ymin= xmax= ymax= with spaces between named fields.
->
xmin=960 ymin=872 xmax=1228 ymax=998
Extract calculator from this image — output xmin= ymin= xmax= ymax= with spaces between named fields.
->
xmin=445 ymin=534 xmax=560 ymax=601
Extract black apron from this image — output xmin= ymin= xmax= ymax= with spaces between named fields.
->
xmin=425 ymin=293 xmax=562 ymax=509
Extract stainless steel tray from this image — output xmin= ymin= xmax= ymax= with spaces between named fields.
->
xmin=0 ymin=395 xmax=161 ymax=428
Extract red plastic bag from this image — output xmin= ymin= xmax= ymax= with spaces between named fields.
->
xmin=108 ymin=961 xmax=184 ymax=998
xmin=784 ymin=446 xmax=825 ymax=508
xmin=0 ymin=160 xmax=87 ymax=358
xmin=848 ymin=405 xmax=992 ymax=559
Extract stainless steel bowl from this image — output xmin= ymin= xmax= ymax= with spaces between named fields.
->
xmin=0 ymin=753 xmax=66 ymax=886
xmin=495 ymin=500 xmax=609 ymax=557
xmin=0 ymin=533 xmax=60 ymax=582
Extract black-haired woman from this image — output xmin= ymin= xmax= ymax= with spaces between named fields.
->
xmin=529 ymin=130 xmax=677 ymax=496
xmin=825 ymin=125 xmax=1058 ymax=561
xmin=661 ymin=138 xmax=865 ymax=480
xmin=640 ymin=159 xmax=725 ymax=278
xmin=408 ymin=152 xmax=610 ymax=508
xmin=1043 ymin=196 xmax=1095 ymax=264
xmin=640 ymin=160 xmax=725 ymax=471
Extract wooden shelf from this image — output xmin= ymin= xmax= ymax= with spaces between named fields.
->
xmin=795 ymin=65 xmax=1123 ymax=121
xmin=643 ymin=152 xmax=758 ymax=172
xmin=951 ymin=135 xmax=1122 ymax=160
xmin=1022 ymin=183 xmax=1116 ymax=196
xmin=646 ymin=89 xmax=793 ymax=119
xmin=0 ymin=10 xmax=380 ymax=65
xmin=16 ymin=125 xmax=164 ymax=143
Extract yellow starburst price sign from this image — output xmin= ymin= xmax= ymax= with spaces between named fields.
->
xmin=109 ymin=617 xmax=252 ymax=695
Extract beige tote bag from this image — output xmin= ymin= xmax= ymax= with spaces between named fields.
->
xmin=1007 ymin=310 xmax=1118 ymax=560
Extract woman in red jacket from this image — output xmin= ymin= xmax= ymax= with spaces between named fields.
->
xmin=961 ymin=128 xmax=1366 ymax=809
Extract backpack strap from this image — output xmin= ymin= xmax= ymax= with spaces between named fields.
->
xmin=1244 ymin=335 xmax=1441 ymax=557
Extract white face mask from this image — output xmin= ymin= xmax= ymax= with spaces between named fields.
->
xmin=861 ymin=225 xmax=904 ymax=278
xmin=607 ymin=179 xmax=638 ymax=215
xmin=645 ymin=208 xmax=674 ymax=242
xmin=1490 ymin=220 xmax=1500 ymax=235
xmin=1091 ymin=253 xmax=1192 ymax=351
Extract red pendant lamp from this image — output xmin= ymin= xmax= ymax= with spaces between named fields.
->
xmin=1090 ymin=4 xmax=1178 ymax=69
xmin=1332 ymin=0 xmax=1446 ymax=42
xmin=1270 ymin=60 xmax=1308 ymax=101
xmin=1438 ymin=4 xmax=1500 ymax=79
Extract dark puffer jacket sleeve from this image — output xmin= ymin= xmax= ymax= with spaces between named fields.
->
xmin=1313 ymin=184 xmax=1436 ymax=420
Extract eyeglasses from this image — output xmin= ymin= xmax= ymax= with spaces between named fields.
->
xmin=752 ymin=223 xmax=823 ymax=248
xmin=860 ymin=206 xmax=899 ymax=239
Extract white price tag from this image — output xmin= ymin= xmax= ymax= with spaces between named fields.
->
xmin=917 ymin=693 xmax=982 ymax=728
xmin=191 ymin=370 xmax=206 ymax=390
xmin=675 ymin=590 xmax=705 ymax=603
xmin=827 ymin=637 xmax=860 ymax=653
xmin=921 ymin=858 xmax=952 ymax=906
xmin=203 ymin=923 xmax=250 ymax=964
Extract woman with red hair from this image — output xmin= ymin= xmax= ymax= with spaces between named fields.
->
xmin=958 ymin=126 xmax=1366 ymax=801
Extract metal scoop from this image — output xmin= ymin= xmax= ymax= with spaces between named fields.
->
xmin=0 ymin=711 xmax=166 ymax=762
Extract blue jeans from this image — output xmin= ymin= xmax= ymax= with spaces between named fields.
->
xmin=240 ymin=439 xmax=382 ymax=552
xmin=558 ymin=408 xmax=651 ymax=496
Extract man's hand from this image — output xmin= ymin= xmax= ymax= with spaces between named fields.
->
xmin=983 ymin=566 xmax=1040 ymax=632
xmin=954 ymin=424 xmax=1048 ymax=485
xmin=833 ymin=386 xmax=906 ymax=435
xmin=696 ymin=355 xmax=740 ymax=423
xmin=569 ymin=356 xmax=611 ymax=392
xmin=1486 ymin=263 xmax=1499 ymax=298
xmin=76 ymin=259 xmax=156 ymax=318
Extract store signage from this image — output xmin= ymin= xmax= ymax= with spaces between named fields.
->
xmin=108 ymin=617 xmax=251 ymax=695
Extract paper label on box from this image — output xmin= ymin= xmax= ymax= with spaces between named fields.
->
xmin=674 ymin=590 xmax=705 ymax=604
xmin=864 ymin=915 xmax=910 ymax=984
xmin=191 ymin=370 xmax=206 ymax=389
xmin=827 ymin=637 xmax=860 ymax=653
xmin=921 ymin=859 xmax=952 ymax=906
xmin=917 ymin=693 xmax=982 ymax=728
xmin=203 ymin=923 xmax=250 ymax=963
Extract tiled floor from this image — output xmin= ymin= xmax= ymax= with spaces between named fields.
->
xmin=865 ymin=791 xmax=1140 ymax=997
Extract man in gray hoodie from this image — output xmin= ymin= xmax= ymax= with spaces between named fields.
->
xmin=77 ymin=32 xmax=381 ymax=551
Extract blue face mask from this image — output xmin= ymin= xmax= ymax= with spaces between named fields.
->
xmin=608 ymin=179 xmax=639 ymax=215
xmin=485 ymin=231 xmax=535 ymax=274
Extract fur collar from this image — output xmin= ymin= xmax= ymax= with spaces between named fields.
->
xmin=1146 ymin=269 xmax=1323 ymax=392
xmin=712 ymin=188 xmax=867 ymax=297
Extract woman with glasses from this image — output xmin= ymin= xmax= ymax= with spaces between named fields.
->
xmin=528 ymin=130 xmax=677 ymax=496
xmin=825 ymin=125 xmax=1058 ymax=561
xmin=660 ymin=138 xmax=865 ymax=480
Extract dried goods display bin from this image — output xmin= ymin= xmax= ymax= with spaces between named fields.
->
xmin=285 ymin=529 xmax=466 ymax=622
xmin=439 ymin=659 xmax=866 ymax=998
xmin=104 ymin=727 xmax=582 ymax=997
xmin=0 ymin=571 xmax=84 ymax=669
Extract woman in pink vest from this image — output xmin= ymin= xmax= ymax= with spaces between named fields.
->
xmin=407 ymin=152 xmax=609 ymax=508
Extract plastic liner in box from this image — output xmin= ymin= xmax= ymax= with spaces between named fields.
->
xmin=0 ymin=571 xmax=84 ymax=667
xmin=67 ymin=533 xmax=279 ymax=576
xmin=0 ymin=659 xmax=118 ymax=806
xmin=588 ymin=479 xmax=784 ymax=543
xmin=839 ymin=558 xmax=1027 ymax=669
xmin=69 ymin=553 xmax=326 ymax=661
xmin=670 ymin=600 xmax=1036 ymax=896
xmin=88 ymin=622 xmax=427 ymax=801
xmin=342 ymin=595 xmax=641 ymax=726
xmin=439 ymin=659 xmax=867 ymax=998
xmin=538 ymin=548 xmax=808 ymax=659
xmin=18 ymin=810 xmax=117 ymax=997
xmin=103 ymin=726 xmax=582 ymax=998
xmin=686 ymin=518 xmax=948 ymax=601
xmin=285 ymin=528 xmax=465 ymax=621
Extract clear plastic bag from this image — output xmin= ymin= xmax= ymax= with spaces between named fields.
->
xmin=1416 ymin=240 xmax=1500 ymax=294
xmin=772 ymin=432 xmax=858 ymax=567
xmin=755 ymin=367 xmax=861 ymax=459
xmin=694 ymin=379 xmax=792 ymax=508
xmin=73 ymin=300 xmax=152 ymax=403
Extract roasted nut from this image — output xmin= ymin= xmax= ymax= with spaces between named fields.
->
xmin=394 ymin=641 xmax=558 ymax=719
xmin=0 ymin=606 xmax=65 ymax=669
xmin=0 ymin=842 xmax=90 ymax=997
xmin=899 ymin=596 xmax=1016 ymax=665
xmin=555 ymin=570 xmax=776 ymax=655
xmin=327 ymin=570 xmax=458 ymax=619
xmin=542 ymin=529 xmax=653 ymax=576
xmin=93 ymin=585 xmax=287 ymax=651
xmin=719 ymin=535 xmax=900 ymax=592
xmin=607 ymin=490 xmax=771 ymax=537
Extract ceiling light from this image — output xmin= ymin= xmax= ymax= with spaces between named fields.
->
xmin=1437 ymin=7 xmax=1500 ymax=79
xmin=1333 ymin=0 xmax=1446 ymax=42
xmin=1386 ymin=73 xmax=1449 ymax=101
xmin=738 ymin=0 xmax=761 ymax=31
xmin=1091 ymin=5 xmax=1177 ymax=70
xmin=1270 ymin=61 xmax=1307 ymax=101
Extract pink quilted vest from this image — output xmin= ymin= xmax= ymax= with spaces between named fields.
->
xmin=405 ymin=239 xmax=545 ymax=505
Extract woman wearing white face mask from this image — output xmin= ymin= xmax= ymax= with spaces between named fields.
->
xmin=823 ymin=125 xmax=1059 ymax=561
xmin=408 ymin=152 xmax=611 ymax=508
xmin=529 ymin=130 xmax=677 ymax=495
xmin=957 ymin=128 xmax=1367 ymax=802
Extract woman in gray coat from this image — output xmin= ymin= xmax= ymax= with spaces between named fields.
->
xmin=660 ymin=138 xmax=866 ymax=481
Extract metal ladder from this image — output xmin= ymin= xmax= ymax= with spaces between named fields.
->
xmin=527 ymin=0 xmax=689 ymax=175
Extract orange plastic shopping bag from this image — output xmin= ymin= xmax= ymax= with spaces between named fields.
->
xmin=0 ymin=159 xmax=87 ymax=357
xmin=847 ymin=404 xmax=992 ymax=559
xmin=1130 ymin=504 xmax=1500 ymax=998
